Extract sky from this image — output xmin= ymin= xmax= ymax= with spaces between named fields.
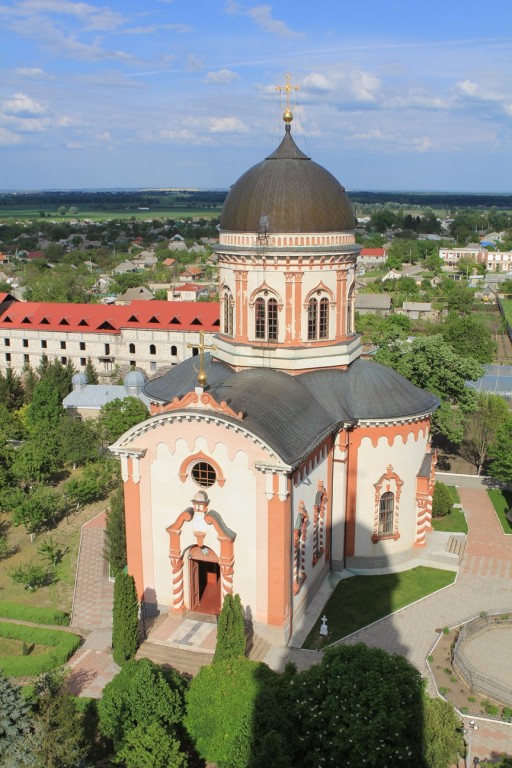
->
xmin=0 ymin=0 xmax=511 ymax=193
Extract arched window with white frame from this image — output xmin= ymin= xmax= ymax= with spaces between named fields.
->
xmin=378 ymin=492 xmax=394 ymax=536
xmin=307 ymin=295 xmax=329 ymax=340
xmin=255 ymin=294 xmax=278 ymax=341
xmin=222 ymin=289 xmax=234 ymax=337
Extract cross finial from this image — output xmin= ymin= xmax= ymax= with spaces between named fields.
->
xmin=276 ymin=73 xmax=300 ymax=124
xmin=187 ymin=330 xmax=216 ymax=388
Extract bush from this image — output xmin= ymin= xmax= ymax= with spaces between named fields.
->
xmin=98 ymin=658 xmax=186 ymax=751
xmin=0 ymin=601 xmax=69 ymax=625
xmin=214 ymin=593 xmax=246 ymax=664
xmin=432 ymin=482 xmax=453 ymax=518
xmin=8 ymin=563 xmax=50 ymax=590
xmin=104 ymin=486 xmax=126 ymax=576
xmin=0 ymin=623 xmax=81 ymax=676
xmin=185 ymin=657 xmax=281 ymax=768
xmin=112 ymin=571 xmax=139 ymax=666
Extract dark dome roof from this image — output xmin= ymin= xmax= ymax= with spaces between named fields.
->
xmin=219 ymin=126 xmax=355 ymax=234
xmin=144 ymin=354 xmax=438 ymax=466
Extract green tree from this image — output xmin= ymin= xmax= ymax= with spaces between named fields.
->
xmin=21 ymin=670 xmax=88 ymax=768
xmin=25 ymin=378 xmax=64 ymax=433
xmin=422 ymin=697 xmax=463 ymax=768
xmin=214 ymin=593 xmax=246 ymax=664
xmin=11 ymin=428 xmax=61 ymax=484
xmin=488 ymin=416 xmax=512 ymax=484
xmin=11 ymin=485 xmax=64 ymax=534
xmin=9 ymin=563 xmax=49 ymax=590
xmin=99 ymin=397 xmax=149 ymax=443
xmin=287 ymin=643 xmax=424 ymax=768
xmin=64 ymin=459 xmax=116 ymax=507
xmin=0 ymin=673 xmax=34 ymax=766
xmin=58 ymin=416 xmax=100 ymax=468
xmin=113 ymin=722 xmax=187 ymax=768
xmin=432 ymin=481 xmax=453 ymax=518
xmin=99 ymin=658 xmax=185 ymax=750
xmin=0 ymin=368 xmax=25 ymax=411
xmin=186 ymin=657 xmax=283 ymax=768
xmin=443 ymin=281 xmax=475 ymax=316
xmin=84 ymin=356 xmax=99 ymax=384
xmin=104 ymin=486 xmax=127 ymax=576
xmin=376 ymin=334 xmax=483 ymax=443
xmin=460 ymin=393 xmax=510 ymax=474
xmin=442 ymin=315 xmax=496 ymax=364
xmin=112 ymin=571 xmax=140 ymax=666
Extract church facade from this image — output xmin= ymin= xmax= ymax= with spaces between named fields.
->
xmin=111 ymin=114 xmax=438 ymax=644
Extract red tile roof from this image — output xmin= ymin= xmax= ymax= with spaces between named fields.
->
xmin=360 ymin=248 xmax=386 ymax=257
xmin=0 ymin=300 xmax=220 ymax=334
xmin=174 ymin=282 xmax=203 ymax=292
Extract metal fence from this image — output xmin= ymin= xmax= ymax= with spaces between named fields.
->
xmin=452 ymin=612 xmax=512 ymax=707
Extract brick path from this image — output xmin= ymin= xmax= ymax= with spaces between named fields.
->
xmin=70 ymin=510 xmax=113 ymax=631
xmin=67 ymin=511 xmax=117 ymax=698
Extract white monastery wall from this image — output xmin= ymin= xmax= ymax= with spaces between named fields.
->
xmin=355 ymin=427 xmax=429 ymax=561
xmin=136 ymin=417 xmax=270 ymax=614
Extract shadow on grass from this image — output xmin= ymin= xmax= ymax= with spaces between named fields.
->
xmin=302 ymin=566 xmax=455 ymax=650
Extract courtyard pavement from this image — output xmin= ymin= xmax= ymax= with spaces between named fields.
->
xmin=286 ymin=480 xmax=512 ymax=761
xmin=67 ymin=480 xmax=512 ymax=759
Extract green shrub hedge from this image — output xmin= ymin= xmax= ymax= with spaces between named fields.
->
xmin=0 ymin=622 xmax=81 ymax=676
xmin=0 ymin=601 xmax=69 ymax=626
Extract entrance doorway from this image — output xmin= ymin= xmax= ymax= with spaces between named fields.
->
xmin=189 ymin=547 xmax=221 ymax=615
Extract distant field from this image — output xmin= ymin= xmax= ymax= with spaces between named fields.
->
xmin=0 ymin=206 xmax=223 ymax=222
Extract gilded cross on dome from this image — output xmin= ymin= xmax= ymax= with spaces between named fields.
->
xmin=276 ymin=73 xmax=300 ymax=124
xmin=187 ymin=330 xmax=216 ymax=388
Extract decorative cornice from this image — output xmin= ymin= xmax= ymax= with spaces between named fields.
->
xmin=156 ymin=390 xmax=244 ymax=421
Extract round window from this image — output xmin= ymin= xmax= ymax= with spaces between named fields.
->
xmin=191 ymin=461 xmax=216 ymax=487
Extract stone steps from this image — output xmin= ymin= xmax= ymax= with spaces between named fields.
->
xmin=246 ymin=634 xmax=271 ymax=662
xmin=136 ymin=642 xmax=213 ymax=678
xmin=446 ymin=534 xmax=466 ymax=562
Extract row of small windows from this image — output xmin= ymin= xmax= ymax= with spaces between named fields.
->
xmin=4 ymin=339 xmax=179 ymax=357
xmin=221 ymin=234 xmax=353 ymax=246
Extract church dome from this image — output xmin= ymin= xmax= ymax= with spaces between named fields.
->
xmin=219 ymin=125 xmax=355 ymax=234
xmin=124 ymin=369 xmax=146 ymax=395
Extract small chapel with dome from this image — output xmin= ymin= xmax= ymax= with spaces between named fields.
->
xmin=110 ymin=101 xmax=438 ymax=644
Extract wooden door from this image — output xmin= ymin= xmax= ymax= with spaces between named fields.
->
xmin=190 ymin=559 xmax=199 ymax=610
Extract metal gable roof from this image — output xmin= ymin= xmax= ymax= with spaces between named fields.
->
xmin=144 ymin=354 xmax=439 ymax=466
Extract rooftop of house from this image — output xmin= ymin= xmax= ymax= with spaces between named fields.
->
xmin=0 ymin=299 xmax=220 ymax=334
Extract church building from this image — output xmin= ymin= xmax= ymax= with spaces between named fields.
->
xmin=111 ymin=105 xmax=438 ymax=644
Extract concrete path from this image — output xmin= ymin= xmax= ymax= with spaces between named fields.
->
xmin=331 ymin=486 xmax=512 ymax=761
xmin=67 ymin=511 xmax=116 ymax=698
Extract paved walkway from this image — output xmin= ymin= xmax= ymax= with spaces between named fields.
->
xmin=328 ymin=487 xmax=512 ymax=760
xmin=67 ymin=511 xmax=118 ymax=698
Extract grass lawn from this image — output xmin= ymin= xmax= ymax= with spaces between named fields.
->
xmin=303 ymin=566 xmax=455 ymax=650
xmin=431 ymin=508 xmax=467 ymax=533
xmin=446 ymin=486 xmax=461 ymax=504
xmin=0 ymin=492 xmax=109 ymax=614
xmin=487 ymin=489 xmax=512 ymax=534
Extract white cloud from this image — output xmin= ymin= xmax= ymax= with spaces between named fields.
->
xmin=246 ymin=4 xmax=302 ymax=38
xmin=2 ymin=92 xmax=46 ymax=116
xmin=15 ymin=0 xmax=126 ymax=31
xmin=15 ymin=66 xmax=54 ymax=79
xmin=186 ymin=53 xmax=203 ymax=72
xmin=302 ymin=68 xmax=380 ymax=105
xmin=206 ymin=68 xmax=240 ymax=84
xmin=0 ymin=126 xmax=23 ymax=145
xmin=207 ymin=116 xmax=247 ymax=133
